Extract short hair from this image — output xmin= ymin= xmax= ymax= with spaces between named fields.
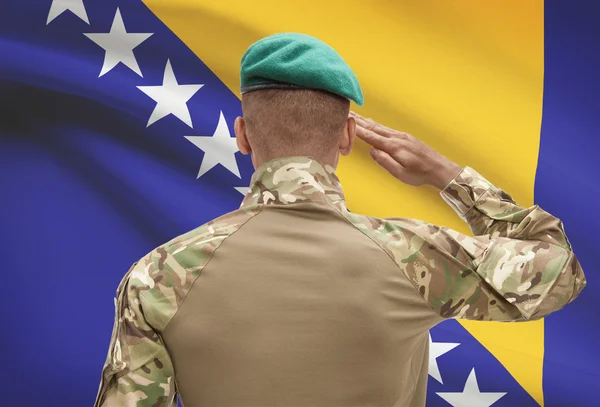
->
xmin=241 ymin=89 xmax=350 ymax=160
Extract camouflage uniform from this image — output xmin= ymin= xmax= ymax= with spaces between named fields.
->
xmin=94 ymin=156 xmax=586 ymax=407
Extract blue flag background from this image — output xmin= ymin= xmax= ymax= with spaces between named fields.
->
xmin=0 ymin=1 xmax=597 ymax=406
xmin=537 ymin=1 xmax=599 ymax=405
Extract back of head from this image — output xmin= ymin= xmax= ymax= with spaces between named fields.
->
xmin=241 ymin=88 xmax=350 ymax=162
xmin=238 ymin=32 xmax=363 ymax=166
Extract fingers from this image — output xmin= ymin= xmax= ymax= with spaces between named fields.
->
xmin=355 ymin=123 xmax=396 ymax=152
xmin=350 ymin=111 xmax=379 ymax=132
xmin=350 ymin=112 xmax=396 ymax=150
xmin=350 ymin=111 xmax=408 ymax=140
xmin=350 ymin=111 xmax=371 ymax=125
xmin=370 ymin=148 xmax=405 ymax=179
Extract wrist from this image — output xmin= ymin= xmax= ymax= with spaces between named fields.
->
xmin=430 ymin=161 xmax=463 ymax=190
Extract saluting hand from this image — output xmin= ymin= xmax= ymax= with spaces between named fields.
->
xmin=350 ymin=111 xmax=463 ymax=190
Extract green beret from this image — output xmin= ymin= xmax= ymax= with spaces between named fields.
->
xmin=240 ymin=33 xmax=364 ymax=106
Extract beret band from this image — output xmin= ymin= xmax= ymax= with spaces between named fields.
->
xmin=240 ymin=81 xmax=305 ymax=94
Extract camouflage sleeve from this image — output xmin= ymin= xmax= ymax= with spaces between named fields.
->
xmin=386 ymin=166 xmax=586 ymax=322
xmin=441 ymin=166 xmax=575 ymax=247
xmin=94 ymin=262 xmax=177 ymax=407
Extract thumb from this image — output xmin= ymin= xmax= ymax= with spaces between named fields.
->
xmin=370 ymin=149 xmax=404 ymax=179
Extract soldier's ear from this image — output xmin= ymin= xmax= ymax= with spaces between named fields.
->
xmin=235 ymin=117 xmax=251 ymax=155
xmin=339 ymin=116 xmax=356 ymax=156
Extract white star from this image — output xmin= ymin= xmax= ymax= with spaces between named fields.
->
xmin=235 ymin=187 xmax=250 ymax=195
xmin=429 ymin=332 xmax=460 ymax=384
xmin=185 ymin=111 xmax=240 ymax=178
xmin=137 ymin=60 xmax=204 ymax=128
xmin=436 ymin=368 xmax=506 ymax=407
xmin=47 ymin=0 xmax=89 ymax=25
xmin=84 ymin=8 xmax=153 ymax=77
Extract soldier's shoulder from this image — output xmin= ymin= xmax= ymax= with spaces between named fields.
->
xmin=340 ymin=210 xmax=454 ymax=267
xmin=123 ymin=206 xmax=263 ymax=329
xmin=160 ymin=205 xmax=262 ymax=255
xmin=130 ymin=205 xmax=261 ymax=272
xmin=342 ymin=210 xmax=478 ymax=260
xmin=341 ymin=210 xmax=429 ymax=241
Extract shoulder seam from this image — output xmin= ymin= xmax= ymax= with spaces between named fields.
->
xmin=145 ymin=205 xmax=265 ymax=333
xmin=325 ymin=203 xmax=405 ymax=268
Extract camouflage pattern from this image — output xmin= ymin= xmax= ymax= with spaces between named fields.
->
xmin=96 ymin=155 xmax=586 ymax=405
xmin=240 ymin=157 xmax=346 ymax=210
xmin=441 ymin=166 xmax=573 ymax=249
xmin=94 ymin=206 xmax=261 ymax=407
xmin=241 ymin=157 xmax=586 ymax=321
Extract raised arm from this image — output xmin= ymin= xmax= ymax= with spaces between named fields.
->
xmin=351 ymin=112 xmax=586 ymax=321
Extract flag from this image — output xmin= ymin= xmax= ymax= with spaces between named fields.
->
xmin=0 ymin=1 xmax=597 ymax=406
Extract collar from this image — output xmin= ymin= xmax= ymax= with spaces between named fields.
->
xmin=240 ymin=156 xmax=347 ymax=211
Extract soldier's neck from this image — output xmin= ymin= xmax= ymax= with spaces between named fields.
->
xmin=251 ymin=151 xmax=339 ymax=171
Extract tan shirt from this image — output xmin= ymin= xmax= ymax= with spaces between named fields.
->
xmin=95 ymin=156 xmax=586 ymax=407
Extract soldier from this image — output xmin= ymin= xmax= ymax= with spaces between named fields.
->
xmin=94 ymin=33 xmax=586 ymax=407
